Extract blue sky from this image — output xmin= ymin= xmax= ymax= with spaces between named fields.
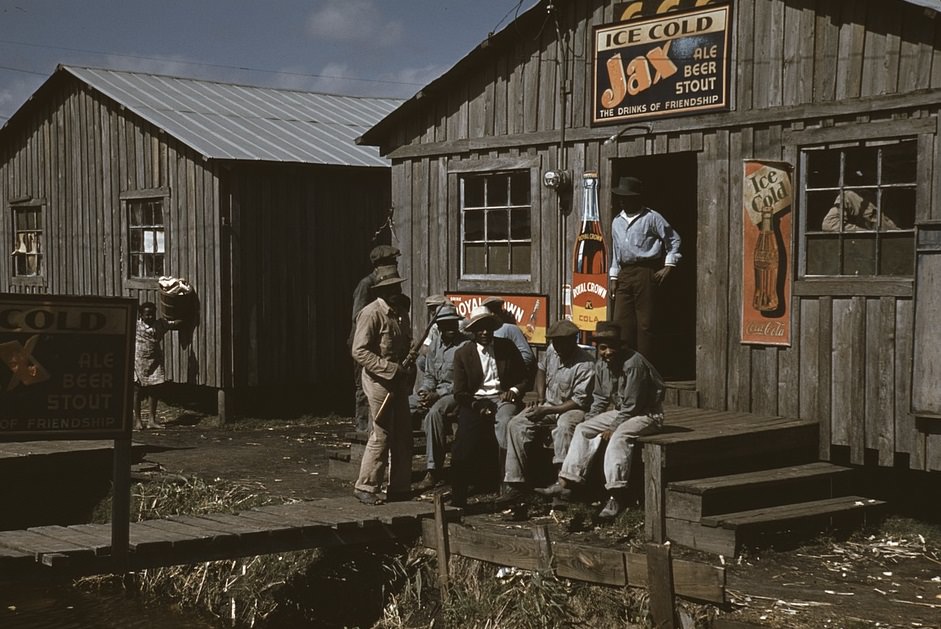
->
xmin=0 ymin=0 xmax=537 ymax=121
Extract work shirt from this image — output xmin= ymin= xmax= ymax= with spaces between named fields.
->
xmin=586 ymin=355 xmax=625 ymax=419
xmin=473 ymin=342 xmax=501 ymax=397
xmin=539 ymin=344 xmax=595 ymax=410
xmin=608 ymin=208 xmax=682 ymax=279
xmin=351 ymin=297 xmax=412 ymax=384
xmin=495 ymin=321 xmax=535 ymax=368
xmin=611 ymin=350 xmax=666 ymax=426
xmin=420 ymin=334 xmax=466 ymax=397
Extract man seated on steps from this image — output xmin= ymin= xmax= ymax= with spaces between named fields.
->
xmin=412 ymin=304 xmax=469 ymax=491
xmin=499 ymin=319 xmax=595 ymax=506
xmin=536 ymin=320 xmax=666 ymax=519
xmin=450 ymin=306 xmax=530 ymax=507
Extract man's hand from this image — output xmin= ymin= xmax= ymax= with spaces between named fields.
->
xmin=654 ymin=266 xmax=672 ymax=285
xmin=600 ymin=429 xmax=613 ymax=441
xmin=524 ymin=403 xmax=548 ymax=421
xmin=418 ymin=390 xmax=440 ymax=408
xmin=500 ymin=389 xmax=517 ymax=403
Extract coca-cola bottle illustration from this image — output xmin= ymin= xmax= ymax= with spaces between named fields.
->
xmin=752 ymin=209 xmax=779 ymax=313
xmin=572 ymin=172 xmax=609 ymax=339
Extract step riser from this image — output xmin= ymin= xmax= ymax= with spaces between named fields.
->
xmin=667 ymin=474 xmax=855 ymax=521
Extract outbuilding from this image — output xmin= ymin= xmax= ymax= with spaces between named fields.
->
xmin=0 ymin=65 xmax=400 ymax=418
xmin=360 ymin=0 xmax=941 ymax=475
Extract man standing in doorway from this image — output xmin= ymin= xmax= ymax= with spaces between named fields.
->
xmin=608 ymin=176 xmax=681 ymax=360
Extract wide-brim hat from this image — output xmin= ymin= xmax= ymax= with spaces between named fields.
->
xmin=425 ymin=294 xmax=449 ymax=307
xmin=373 ymin=264 xmax=406 ymax=287
xmin=434 ymin=304 xmax=462 ymax=323
xmin=546 ymin=319 xmax=580 ymax=338
xmin=465 ymin=305 xmax=500 ymax=331
xmin=611 ymin=176 xmax=643 ymax=197
xmin=481 ymin=296 xmax=505 ymax=311
xmin=591 ymin=321 xmax=624 ymax=344
xmin=369 ymin=244 xmax=401 ymax=264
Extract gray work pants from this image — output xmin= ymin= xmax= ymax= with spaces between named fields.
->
xmin=503 ymin=408 xmax=586 ymax=484
xmin=423 ymin=394 xmax=459 ymax=471
xmin=558 ymin=410 xmax=662 ymax=490
xmin=355 ymin=372 xmax=412 ymax=495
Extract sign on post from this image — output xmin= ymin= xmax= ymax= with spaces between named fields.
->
xmin=0 ymin=294 xmax=136 ymax=441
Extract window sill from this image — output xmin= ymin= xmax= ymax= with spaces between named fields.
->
xmin=124 ymin=278 xmax=159 ymax=290
xmin=457 ymin=277 xmax=534 ymax=293
xmin=793 ymin=277 xmax=913 ymax=297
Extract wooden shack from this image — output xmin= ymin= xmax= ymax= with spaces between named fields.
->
xmin=0 ymin=65 xmax=399 ymax=416
xmin=360 ymin=0 xmax=941 ymax=476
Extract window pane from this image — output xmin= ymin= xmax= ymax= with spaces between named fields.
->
xmin=144 ymin=231 xmax=156 ymax=253
xmin=129 ymin=229 xmax=143 ymax=253
xmin=806 ymin=234 xmax=841 ymax=275
xmin=464 ymin=244 xmax=486 ymax=274
xmin=881 ymin=141 xmax=917 ymax=185
xmin=487 ymin=175 xmax=508 ymax=207
xmin=510 ymin=208 xmax=531 ymax=239
xmin=844 ymin=146 xmax=878 ymax=186
xmin=153 ymin=254 xmax=165 ymax=277
xmin=510 ymin=172 xmax=530 ymax=205
xmin=511 ymin=243 xmax=531 ymax=274
xmin=843 ymin=236 xmax=876 ymax=275
xmin=463 ymin=177 xmax=484 ymax=208
xmin=130 ymin=202 xmax=143 ymax=225
xmin=880 ymin=233 xmax=914 ymax=276
xmin=464 ymin=210 xmax=485 ymax=241
xmin=131 ymin=254 xmax=143 ymax=277
xmin=155 ymin=230 xmax=165 ymax=254
xmin=806 ymin=150 xmax=840 ymax=189
xmin=808 ymin=190 xmax=839 ymax=232
xmin=488 ymin=244 xmax=509 ymax=273
xmin=152 ymin=201 xmax=164 ymax=225
xmin=488 ymin=209 xmax=509 ymax=240
xmin=881 ymin=187 xmax=916 ymax=230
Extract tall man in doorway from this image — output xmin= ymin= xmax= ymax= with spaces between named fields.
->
xmin=608 ymin=176 xmax=682 ymax=359
xmin=349 ymin=244 xmax=401 ymax=432
xmin=351 ymin=265 xmax=413 ymax=505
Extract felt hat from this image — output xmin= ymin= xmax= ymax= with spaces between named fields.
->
xmin=611 ymin=176 xmax=643 ymax=197
xmin=465 ymin=305 xmax=501 ymax=331
xmin=369 ymin=244 xmax=401 ymax=265
xmin=434 ymin=304 xmax=462 ymax=323
xmin=546 ymin=319 xmax=580 ymax=338
xmin=482 ymin=296 xmax=505 ymax=310
xmin=591 ymin=321 xmax=624 ymax=344
xmin=373 ymin=265 xmax=406 ymax=287
xmin=425 ymin=294 xmax=449 ymax=307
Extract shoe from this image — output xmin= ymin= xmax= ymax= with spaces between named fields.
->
xmin=534 ymin=482 xmax=571 ymax=500
xmin=353 ymin=489 xmax=385 ymax=505
xmin=494 ymin=486 xmax=526 ymax=508
xmin=415 ymin=471 xmax=442 ymax=491
xmin=598 ymin=495 xmax=625 ymax=519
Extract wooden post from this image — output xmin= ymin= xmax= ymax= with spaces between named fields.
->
xmin=111 ymin=436 xmax=132 ymax=573
xmin=644 ymin=444 xmax=665 ymax=542
xmin=217 ymin=388 xmax=228 ymax=425
xmin=532 ymin=524 xmax=553 ymax=574
xmin=433 ymin=493 xmax=450 ymax=599
xmin=646 ymin=542 xmax=676 ymax=629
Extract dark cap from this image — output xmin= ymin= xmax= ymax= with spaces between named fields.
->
xmin=546 ymin=319 xmax=580 ymax=338
xmin=373 ymin=265 xmax=406 ymax=287
xmin=591 ymin=321 xmax=624 ymax=344
xmin=611 ymin=176 xmax=643 ymax=197
xmin=369 ymin=245 xmax=401 ymax=265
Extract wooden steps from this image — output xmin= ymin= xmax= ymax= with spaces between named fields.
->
xmin=663 ymin=463 xmax=886 ymax=556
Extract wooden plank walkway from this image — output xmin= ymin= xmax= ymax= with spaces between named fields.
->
xmin=0 ymin=497 xmax=462 ymax=578
xmin=0 ymin=440 xmax=140 ymax=461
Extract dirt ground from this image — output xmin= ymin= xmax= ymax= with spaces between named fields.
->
xmin=132 ymin=406 xmax=941 ymax=629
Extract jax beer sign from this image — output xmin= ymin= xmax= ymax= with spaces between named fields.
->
xmin=592 ymin=4 xmax=731 ymax=125
xmin=0 ymin=294 xmax=135 ymax=440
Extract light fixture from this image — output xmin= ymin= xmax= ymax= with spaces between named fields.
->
xmin=543 ymin=169 xmax=571 ymax=191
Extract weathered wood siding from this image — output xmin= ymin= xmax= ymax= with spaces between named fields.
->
xmin=0 ymin=76 xmax=223 ymax=387
xmin=224 ymin=164 xmax=391 ymax=397
xmin=373 ymin=0 xmax=941 ymax=471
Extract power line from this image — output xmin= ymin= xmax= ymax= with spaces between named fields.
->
xmin=0 ymin=38 xmax=426 ymax=87
xmin=0 ymin=63 xmax=47 ymax=77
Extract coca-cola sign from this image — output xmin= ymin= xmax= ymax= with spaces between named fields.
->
xmin=741 ymin=161 xmax=793 ymax=346
xmin=592 ymin=4 xmax=731 ymax=125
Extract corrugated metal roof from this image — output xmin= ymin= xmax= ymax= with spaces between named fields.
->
xmin=64 ymin=65 xmax=401 ymax=167
xmin=904 ymin=0 xmax=941 ymax=11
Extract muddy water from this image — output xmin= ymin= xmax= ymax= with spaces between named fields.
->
xmin=3 ymin=581 xmax=217 ymax=628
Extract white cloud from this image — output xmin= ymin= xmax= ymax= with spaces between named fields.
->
xmin=307 ymin=0 xmax=403 ymax=47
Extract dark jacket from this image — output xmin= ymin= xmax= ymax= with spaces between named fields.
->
xmin=452 ymin=337 xmax=531 ymax=406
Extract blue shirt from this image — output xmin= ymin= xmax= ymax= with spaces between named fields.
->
xmin=608 ymin=208 xmax=682 ymax=278
xmin=495 ymin=321 xmax=535 ymax=368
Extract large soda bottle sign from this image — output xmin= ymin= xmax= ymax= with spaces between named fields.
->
xmin=571 ymin=171 xmax=609 ymax=333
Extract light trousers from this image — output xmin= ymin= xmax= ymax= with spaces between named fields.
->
xmin=504 ymin=409 xmax=586 ymax=484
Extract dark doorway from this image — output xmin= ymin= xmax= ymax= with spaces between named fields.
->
xmin=612 ymin=153 xmax=697 ymax=381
